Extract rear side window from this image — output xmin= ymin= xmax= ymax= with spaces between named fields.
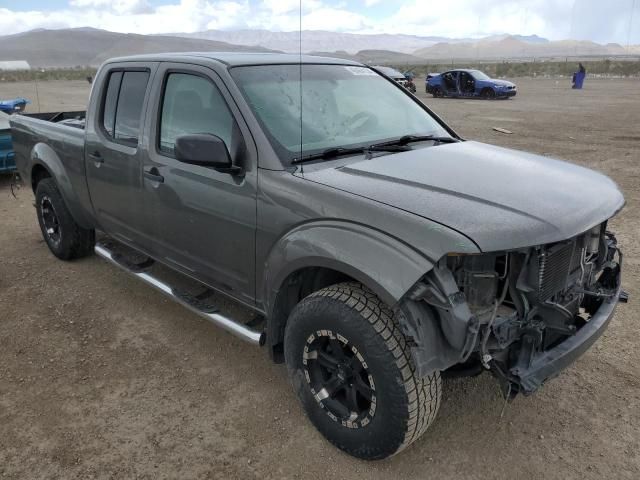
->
xmin=101 ymin=70 xmax=149 ymax=145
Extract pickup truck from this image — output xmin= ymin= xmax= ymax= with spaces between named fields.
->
xmin=11 ymin=53 xmax=626 ymax=460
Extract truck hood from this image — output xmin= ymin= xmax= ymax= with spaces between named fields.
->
xmin=301 ymin=141 xmax=624 ymax=251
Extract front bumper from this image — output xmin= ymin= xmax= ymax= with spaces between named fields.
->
xmin=497 ymin=89 xmax=517 ymax=97
xmin=511 ymin=269 xmax=623 ymax=394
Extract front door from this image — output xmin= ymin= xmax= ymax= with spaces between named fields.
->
xmin=85 ymin=63 xmax=157 ymax=249
xmin=441 ymin=71 xmax=459 ymax=96
xmin=458 ymin=71 xmax=476 ymax=96
xmin=142 ymin=63 xmax=258 ymax=305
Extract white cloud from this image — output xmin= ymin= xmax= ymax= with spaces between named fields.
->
xmin=70 ymin=0 xmax=154 ymax=15
xmin=0 ymin=1 xmax=252 ymax=36
xmin=0 ymin=0 xmax=638 ymax=44
xmin=1 ymin=0 xmax=355 ymax=36
xmin=302 ymin=7 xmax=370 ymax=31
xmin=366 ymin=0 xmax=572 ymax=39
xmin=261 ymin=0 xmax=323 ymax=16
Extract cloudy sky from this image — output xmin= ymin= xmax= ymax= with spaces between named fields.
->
xmin=1 ymin=0 xmax=638 ymax=44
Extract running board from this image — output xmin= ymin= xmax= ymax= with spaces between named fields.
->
xmin=94 ymin=243 xmax=265 ymax=346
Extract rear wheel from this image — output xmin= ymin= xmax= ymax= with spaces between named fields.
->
xmin=284 ymin=282 xmax=441 ymax=460
xmin=35 ymin=178 xmax=95 ymax=260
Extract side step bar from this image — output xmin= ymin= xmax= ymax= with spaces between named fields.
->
xmin=95 ymin=244 xmax=265 ymax=346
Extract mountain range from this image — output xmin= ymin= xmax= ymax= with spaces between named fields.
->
xmin=173 ymin=30 xmax=557 ymax=55
xmin=0 ymin=28 xmax=274 ymax=68
xmin=0 ymin=28 xmax=637 ymax=69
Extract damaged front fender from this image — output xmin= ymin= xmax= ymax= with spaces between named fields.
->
xmin=398 ymin=262 xmax=481 ymax=376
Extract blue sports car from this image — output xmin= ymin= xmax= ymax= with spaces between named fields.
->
xmin=426 ymin=69 xmax=517 ymax=99
xmin=0 ymin=97 xmax=30 ymax=114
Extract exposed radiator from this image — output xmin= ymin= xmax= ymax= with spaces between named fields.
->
xmin=536 ymin=240 xmax=577 ymax=301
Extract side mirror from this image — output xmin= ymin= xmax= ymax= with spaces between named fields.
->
xmin=174 ymin=134 xmax=243 ymax=175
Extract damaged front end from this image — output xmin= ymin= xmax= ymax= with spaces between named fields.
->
xmin=402 ymin=223 xmax=626 ymax=398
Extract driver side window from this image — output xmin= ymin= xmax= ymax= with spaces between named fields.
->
xmin=159 ymin=73 xmax=234 ymax=156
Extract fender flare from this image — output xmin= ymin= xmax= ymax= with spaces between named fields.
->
xmin=31 ymin=143 xmax=94 ymax=228
xmin=263 ymin=220 xmax=434 ymax=317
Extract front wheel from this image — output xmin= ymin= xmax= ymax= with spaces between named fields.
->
xmin=481 ymin=88 xmax=496 ymax=99
xmin=284 ymin=282 xmax=441 ymax=460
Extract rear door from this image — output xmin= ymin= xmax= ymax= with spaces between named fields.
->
xmin=85 ymin=62 xmax=157 ymax=249
xmin=141 ymin=62 xmax=258 ymax=305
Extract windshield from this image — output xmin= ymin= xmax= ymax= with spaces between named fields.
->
xmin=469 ymin=70 xmax=490 ymax=80
xmin=230 ymin=64 xmax=450 ymax=164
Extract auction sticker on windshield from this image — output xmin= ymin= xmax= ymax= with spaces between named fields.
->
xmin=344 ymin=66 xmax=377 ymax=76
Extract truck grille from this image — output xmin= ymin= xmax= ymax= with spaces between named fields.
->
xmin=536 ymin=241 xmax=577 ymax=301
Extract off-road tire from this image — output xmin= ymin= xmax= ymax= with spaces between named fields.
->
xmin=284 ymin=282 xmax=441 ymax=460
xmin=35 ymin=178 xmax=95 ymax=260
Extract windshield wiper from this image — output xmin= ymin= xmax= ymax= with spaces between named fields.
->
xmin=292 ymin=146 xmax=367 ymax=164
xmin=291 ymin=135 xmax=455 ymax=165
xmin=371 ymin=134 xmax=460 ymax=149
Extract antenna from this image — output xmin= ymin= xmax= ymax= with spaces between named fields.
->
xmin=299 ymin=0 xmax=304 ymax=176
xmin=34 ymin=69 xmax=42 ymax=113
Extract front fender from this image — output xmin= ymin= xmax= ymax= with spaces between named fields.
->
xmin=263 ymin=220 xmax=434 ymax=316
xmin=31 ymin=143 xmax=94 ymax=228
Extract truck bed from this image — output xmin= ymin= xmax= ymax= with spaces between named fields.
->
xmin=10 ymin=110 xmax=86 ymax=184
xmin=23 ymin=110 xmax=86 ymax=129
xmin=1 ymin=110 xmax=86 ymax=174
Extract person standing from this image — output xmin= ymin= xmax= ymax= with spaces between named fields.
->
xmin=573 ymin=63 xmax=586 ymax=89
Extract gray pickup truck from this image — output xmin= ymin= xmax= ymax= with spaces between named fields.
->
xmin=11 ymin=53 xmax=626 ymax=460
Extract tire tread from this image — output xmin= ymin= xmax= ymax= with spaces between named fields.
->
xmin=308 ymin=282 xmax=441 ymax=456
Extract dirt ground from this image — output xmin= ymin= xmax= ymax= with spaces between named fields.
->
xmin=1 ymin=77 xmax=639 ymax=479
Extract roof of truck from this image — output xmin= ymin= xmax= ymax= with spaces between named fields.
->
xmin=106 ymin=52 xmax=363 ymax=67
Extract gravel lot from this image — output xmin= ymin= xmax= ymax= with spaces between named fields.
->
xmin=1 ymin=77 xmax=639 ymax=479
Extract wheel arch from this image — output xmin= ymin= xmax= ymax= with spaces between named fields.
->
xmin=30 ymin=143 xmax=93 ymax=228
xmin=31 ymin=163 xmax=52 ymax=192
xmin=262 ymin=221 xmax=434 ymax=361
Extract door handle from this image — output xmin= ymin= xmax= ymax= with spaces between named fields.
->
xmin=89 ymin=151 xmax=104 ymax=164
xmin=144 ymin=167 xmax=164 ymax=183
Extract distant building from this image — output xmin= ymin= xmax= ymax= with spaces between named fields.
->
xmin=0 ymin=60 xmax=31 ymax=71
